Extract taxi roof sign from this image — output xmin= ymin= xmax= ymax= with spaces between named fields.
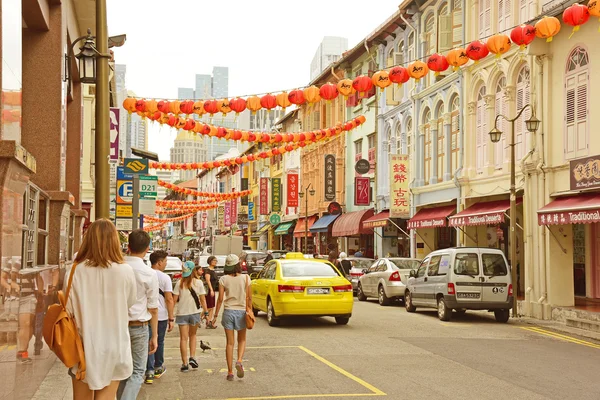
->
xmin=284 ymin=252 xmax=305 ymax=260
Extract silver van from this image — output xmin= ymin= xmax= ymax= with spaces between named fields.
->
xmin=404 ymin=248 xmax=513 ymax=322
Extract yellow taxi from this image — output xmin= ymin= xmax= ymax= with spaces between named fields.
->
xmin=250 ymin=252 xmax=353 ymax=326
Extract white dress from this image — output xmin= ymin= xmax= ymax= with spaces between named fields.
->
xmin=65 ymin=261 xmax=137 ymax=390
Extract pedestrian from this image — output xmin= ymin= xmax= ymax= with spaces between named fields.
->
xmin=66 ymin=219 xmax=137 ymax=399
xmin=354 ymin=248 xmax=364 ymax=257
xmin=118 ymin=230 xmax=159 ymax=400
xmin=212 ymin=254 xmax=251 ymax=381
xmin=264 ymin=250 xmax=273 ymax=263
xmin=204 ymin=256 xmax=219 ymax=329
xmin=173 ymin=261 xmax=209 ymax=372
xmin=328 ymin=250 xmax=339 ymax=265
xmin=145 ymin=250 xmax=175 ymax=384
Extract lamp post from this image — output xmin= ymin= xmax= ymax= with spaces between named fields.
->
xmin=489 ymin=105 xmax=541 ymax=318
xmin=298 ymin=183 xmax=316 ymax=254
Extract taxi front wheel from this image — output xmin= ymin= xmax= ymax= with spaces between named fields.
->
xmin=335 ymin=317 xmax=350 ymax=325
xmin=267 ymin=299 xmax=280 ymax=327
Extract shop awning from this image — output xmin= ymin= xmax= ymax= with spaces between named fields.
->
xmin=363 ymin=211 xmax=390 ymax=229
xmin=538 ymin=193 xmax=600 ymax=225
xmin=274 ymin=221 xmax=296 ymax=236
xmin=309 ymin=214 xmax=340 ymax=233
xmin=332 ymin=209 xmax=374 ymax=237
xmin=407 ymin=205 xmax=456 ymax=229
xmin=293 ymin=216 xmax=318 ymax=238
xmin=182 ymin=236 xmax=194 ymax=241
xmin=250 ymin=224 xmax=271 ymax=239
xmin=448 ymin=199 xmax=522 ymax=227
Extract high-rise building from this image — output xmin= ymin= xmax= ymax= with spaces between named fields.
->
xmin=170 ymin=130 xmax=206 ymax=181
xmin=195 ymin=74 xmax=212 ymax=99
xmin=212 ymin=66 xmax=229 ymax=98
xmin=178 ymin=87 xmax=195 ymax=99
xmin=310 ymin=36 xmax=348 ymax=80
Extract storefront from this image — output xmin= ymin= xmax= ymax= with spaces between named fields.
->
xmin=250 ymin=223 xmax=271 ymax=251
xmin=363 ymin=211 xmax=410 ymax=258
xmin=274 ymin=221 xmax=296 ymax=251
xmin=408 ymin=204 xmax=456 ymax=259
xmin=331 ymin=209 xmax=374 ymax=257
xmin=294 ymin=216 xmax=317 ymax=253
xmin=309 ymin=214 xmax=340 ymax=255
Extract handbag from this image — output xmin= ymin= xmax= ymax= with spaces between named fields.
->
xmin=245 ymin=275 xmax=255 ymax=330
xmin=42 ymin=263 xmax=86 ymax=380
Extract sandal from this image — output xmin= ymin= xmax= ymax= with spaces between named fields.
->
xmin=226 ymin=373 xmax=234 ymax=381
xmin=206 ymin=321 xmax=217 ymax=329
xmin=236 ymin=361 xmax=244 ymax=378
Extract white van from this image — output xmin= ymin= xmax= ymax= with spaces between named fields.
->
xmin=404 ymin=248 xmax=513 ymax=322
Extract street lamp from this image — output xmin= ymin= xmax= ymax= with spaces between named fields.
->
xmin=298 ymin=183 xmax=316 ymax=254
xmin=489 ymin=104 xmax=540 ymax=318
xmin=64 ymin=29 xmax=98 ymax=85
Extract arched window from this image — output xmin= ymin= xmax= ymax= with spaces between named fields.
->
xmin=564 ymin=47 xmax=589 ymax=159
xmin=387 ymin=124 xmax=394 ymax=154
xmin=424 ymin=14 xmax=436 ymax=87
xmin=387 ymin=48 xmax=395 ymax=68
xmin=450 ymin=96 xmax=460 ymax=177
xmin=494 ymin=76 xmax=507 ymax=169
xmin=436 ymin=102 xmax=445 ymax=182
xmin=423 ymin=108 xmax=432 ymax=184
xmin=397 ymin=41 xmax=405 ymax=65
xmin=476 ymin=86 xmax=488 ymax=172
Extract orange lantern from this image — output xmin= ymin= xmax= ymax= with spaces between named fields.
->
xmin=407 ymin=61 xmax=429 ymax=81
xmin=352 ymin=75 xmax=373 ymax=95
xmin=193 ymin=101 xmax=205 ymax=117
xmin=510 ymin=25 xmax=536 ymax=50
xmin=157 ymin=100 xmax=170 ymax=114
xmin=145 ymin=99 xmax=158 ymax=114
xmin=217 ymin=99 xmax=231 ymax=116
xmin=169 ymin=100 xmax=181 ymax=115
xmin=276 ymin=92 xmax=292 ymax=111
xmin=589 ymin=0 xmax=600 ymax=31
xmin=319 ymin=82 xmax=339 ymax=101
xmin=388 ymin=66 xmax=410 ymax=85
xmin=246 ymin=96 xmax=262 ymax=114
xmin=563 ymin=3 xmax=590 ymax=37
xmin=486 ymin=34 xmax=511 ymax=58
xmin=203 ymin=100 xmax=219 ymax=116
xmin=304 ymin=85 xmax=321 ymax=104
xmin=446 ymin=48 xmax=469 ymax=71
xmin=288 ymin=89 xmax=306 ymax=105
xmin=535 ymin=16 xmax=561 ymax=42
xmin=260 ymin=93 xmax=277 ymax=112
xmin=123 ymin=97 xmax=137 ymax=114
xmin=371 ymin=71 xmax=391 ymax=90
xmin=426 ymin=54 xmax=449 ymax=75
xmin=336 ymin=79 xmax=355 ymax=98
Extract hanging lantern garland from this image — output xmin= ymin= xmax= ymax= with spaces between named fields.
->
xmin=144 ymin=213 xmax=197 ymax=224
xmin=159 ymin=184 xmax=253 ymax=198
xmin=143 ymin=223 xmax=166 ymax=232
xmin=157 ymin=199 xmax=219 ymax=207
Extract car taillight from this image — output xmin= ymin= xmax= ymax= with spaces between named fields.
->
xmin=508 ymin=284 xmax=513 ymax=296
xmin=278 ymin=285 xmax=304 ymax=293
xmin=241 ymin=261 xmax=247 ymax=271
xmin=389 ymin=271 xmax=401 ymax=282
xmin=350 ymin=272 xmax=363 ymax=277
xmin=333 ymin=284 xmax=353 ymax=292
xmin=173 ymin=273 xmax=182 ymax=280
xmin=447 ymin=283 xmax=456 ymax=295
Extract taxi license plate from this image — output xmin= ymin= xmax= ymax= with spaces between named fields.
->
xmin=457 ymin=292 xmax=480 ymax=299
xmin=307 ymin=288 xmax=330 ymax=295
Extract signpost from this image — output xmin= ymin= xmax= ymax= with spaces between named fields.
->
xmin=123 ymin=158 xmax=151 ymax=230
xmin=115 ymin=166 xmax=133 ymax=229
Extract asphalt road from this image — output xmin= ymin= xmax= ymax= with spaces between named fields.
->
xmin=137 ymin=298 xmax=600 ymax=400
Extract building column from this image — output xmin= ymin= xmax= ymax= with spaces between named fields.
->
xmin=466 ymin=101 xmax=477 ymax=178
xmin=417 ymin=125 xmax=425 ymax=186
xmin=443 ymin=113 xmax=452 ymax=181
xmin=430 ymin=123 xmax=438 ymax=185
xmin=483 ymin=94 xmax=495 ymax=175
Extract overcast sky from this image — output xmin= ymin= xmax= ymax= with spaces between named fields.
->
xmin=107 ymin=0 xmax=402 ymax=160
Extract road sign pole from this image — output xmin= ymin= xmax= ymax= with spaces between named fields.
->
xmin=132 ymin=174 xmax=140 ymax=230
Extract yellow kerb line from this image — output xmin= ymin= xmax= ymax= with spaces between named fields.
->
xmin=225 ymin=394 xmax=384 ymax=400
xmin=521 ymin=327 xmax=600 ymax=349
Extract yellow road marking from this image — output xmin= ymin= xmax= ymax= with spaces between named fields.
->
xmin=165 ymin=345 xmax=299 ymax=350
xmin=521 ymin=327 xmax=600 ymax=350
xmin=225 ymin=394 xmax=384 ymax=400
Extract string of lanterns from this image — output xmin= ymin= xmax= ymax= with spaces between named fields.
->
xmin=124 ymin=3 xmax=596 ymax=118
xmin=144 ymin=213 xmax=197 ymax=223
xmin=156 ymin=199 xmax=223 ymax=207
xmin=143 ymin=223 xmax=166 ymax=232
xmin=156 ymin=203 xmax=220 ymax=214
xmin=150 ymin=115 xmax=366 ymax=171
xmin=159 ymin=181 xmax=252 ymax=198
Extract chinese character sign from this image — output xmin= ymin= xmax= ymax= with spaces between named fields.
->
xmin=231 ymin=197 xmax=238 ymax=225
xmin=272 ymin=178 xmax=281 ymax=212
xmin=260 ymin=178 xmax=269 ymax=215
xmin=248 ymin=202 xmax=255 ymax=221
xmin=109 ymin=107 xmax=120 ymax=161
xmin=287 ymin=173 xmax=299 ymax=207
xmin=390 ymin=154 xmax=410 ymax=218
xmin=224 ymin=202 xmax=231 ymax=227
xmin=324 ymin=154 xmax=336 ymax=201
xmin=355 ymin=177 xmax=370 ymax=206
xmin=241 ymin=178 xmax=249 ymax=205
xmin=218 ymin=206 xmax=225 ymax=231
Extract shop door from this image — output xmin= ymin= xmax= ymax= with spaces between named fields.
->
xmin=573 ymin=225 xmax=586 ymax=297
xmin=592 ymin=224 xmax=600 ymax=298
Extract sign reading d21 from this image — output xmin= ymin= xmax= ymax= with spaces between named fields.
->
xmin=139 ymin=175 xmax=158 ymax=198
xmin=124 ymin=158 xmax=149 ymax=174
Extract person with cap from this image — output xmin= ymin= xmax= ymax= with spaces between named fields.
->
xmin=213 ymin=254 xmax=251 ymax=381
xmin=264 ymin=250 xmax=273 ymax=263
xmin=172 ymin=261 xmax=209 ymax=373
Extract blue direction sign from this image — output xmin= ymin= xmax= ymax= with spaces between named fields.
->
xmin=117 ymin=166 xmax=132 ymax=180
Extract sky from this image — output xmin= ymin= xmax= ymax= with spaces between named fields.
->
xmin=107 ymin=0 xmax=402 ymax=160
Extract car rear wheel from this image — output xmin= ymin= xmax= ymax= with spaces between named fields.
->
xmin=267 ymin=299 xmax=280 ymax=327
xmin=357 ymin=283 xmax=367 ymax=301
xmin=405 ymin=291 xmax=416 ymax=312
xmin=378 ymin=285 xmax=391 ymax=306
xmin=437 ymin=297 xmax=452 ymax=321
xmin=335 ymin=317 xmax=350 ymax=325
xmin=494 ymin=309 xmax=510 ymax=323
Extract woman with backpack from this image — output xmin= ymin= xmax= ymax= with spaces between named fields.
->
xmin=172 ymin=261 xmax=209 ymax=372
xmin=203 ymin=256 xmax=219 ymax=329
xmin=65 ymin=219 xmax=137 ymax=399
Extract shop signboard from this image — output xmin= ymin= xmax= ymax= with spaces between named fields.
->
xmin=238 ymin=213 xmax=248 ymax=225
xmin=287 ymin=173 xmax=299 ymax=207
xmin=218 ymin=206 xmax=225 ymax=231
xmin=390 ymin=154 xmax=410 ymax=218
xmin=269 ymin=213 xmax=281 ymax=225
xmin=115 ymin=218 xmax=133 ymax=231
xmin=570 ymin=155 xmax=600 ymax=190
xmin=355 ymin=159 xmax=370 ymax=175
xmin=271 ymin=178 xmax=281 ymax=212
xmin=231 ymin=198 xmax=238 ymax=226
xmin=109 ymin=107 xmax=120 ymax=161
xmin=248 ymin=202 xmax=255 ymax=221
xmin=324 ymin=154 xmax=336 ymax=201
xmin=224 ymin=202 xmax=231 ymax=227
xmin=260 ymin=178 xmax=269 ymax=215
xmin=354 ymin=177 xmax=370 ymax=206
xmin=538 ymin=210 xmax=600 ymax=226
xmin=241 ymin=178 xmax=249 ymax=205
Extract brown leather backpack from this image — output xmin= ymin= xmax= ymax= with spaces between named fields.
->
xmin=43 ymin=263 xmax=86 ymax=380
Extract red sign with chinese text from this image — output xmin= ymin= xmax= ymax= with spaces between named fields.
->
xmin=231 ymin=196 xmax=238 ymax=227
xmin=390 ymin=154 xmax=410 ymax=218
xmin=354 ymin=177 xmax=370 ymax=206
xmin=260 ymin=178 xmax=269 ymax=215
xmin=287 ymin=173 xmax=299 ymax=208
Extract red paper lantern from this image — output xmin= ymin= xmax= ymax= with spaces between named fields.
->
xmin=319 ymin=82 xmax=339 ymax=101
xmin=427 ymin=53 xmax=449 ymax=76
xmin=352 ymin=75 xmax=373 ymax=95
xmin=183 ymin=119 xmax=195 ymax=131
xmin=217 ymin=127 xmax=228 ymax=138
xmin=510 ymin=25 xmax=536 ymax=50
xmin=288 ymin=89 xmax=306 ymax=105
xmin=233 ymin=130 xmax=243 ymax=140
xmin=261 ymin=134 xmax=271 ymax=143
xmin=230 ymin=97 xmax=247 ymax=115
xmin=272 ymin=148 xmax=279 ymax=155
xmin=285 ymin=145 xmax=294 ymax=152
xmin=157 ymin=100 xmax=170 ymax=114
xmin=465 ymin=40 xmax=490 ymax=63
xmin=563 ymin=3 xmax=591 ymax=36
xmin=223 ymin=160 xmax=231 ymax=167
xmin=135 ymin=99 xmax=147 ymax=113
xmin=201 ymin=124 xmax=211 ymax=135
xmin=274 ymin=133 xmax=283 ymax=142
xmin=213 ymin=161 xmax=221 ymax=168
xmin=167 ymin=115 xmax=178 ymax=127
xmin=388 ymin=66 xmax=410 ymax=85
xmin=260 ymin=93 xmax=277 ymax=111
xmin=247 ymin=154 xmax=255 ymax=162
xmin=299 ymin=133 xmax=306 ymax=142
xmin=179 ymin=100 xmax=194 ymax=115
xmin=248 ymin=132 xmax=257 ymax=142
xmin=203 ymin=100 xmax=219 ymax=116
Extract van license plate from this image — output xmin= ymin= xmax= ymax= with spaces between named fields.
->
xmin=457 ymin=292 xmax=480 ymax=299
xmin=307 ymin=288 xmax=330 ymax=295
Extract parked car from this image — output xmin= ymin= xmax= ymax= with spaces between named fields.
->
xmin=144 ymin=252 xmax=184 ymax=286
xmin=270 ymin=250 xmax=288 ymax=259
xmin=337 ymin=257 xmax=375 ymax=293
xmin=357 ymin=258 xmax=420 ymax=306
xmin=197 ymin=255 xmax=227 ymax=277
xmin=244 ymin=250 xmax=268 ymax=273
xmin=404 ymin=248 xmax=513 ymax=322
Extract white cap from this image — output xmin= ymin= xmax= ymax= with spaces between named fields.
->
xmin=267 ymin=250 xmax=273 ymax=254
xmin=339 ymin=252 xmax=347 ymax=258
xmin=225 ymin=254 xmax=240 ymax=266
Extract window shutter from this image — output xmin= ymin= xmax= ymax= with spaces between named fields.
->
xmin=439 ymin=15 xmax=453 ymax=52
xmin=565 ymin=83 xmax=576 ymax=157
xmin=515 ymin=85 xmax=524 ymax=160
xmin=394 ymin=52 xmax=404 ymax=66
xmin=479 ymin=0 xmax=485 ymax=37
xmin=575 ymin=71 xmax=588 ymax=157
xmin=386 ymin=57 xmax=399 ymax=106
xmin=483 ymin=103 xmax=488 ymax=168
xmin=504 ymin=0 xmax=512 ymax=32
xmin=476 ymin=101 xmax=483 ymax=171
xmin=452 ymin=8 xmax=463 ymax=46
xmin=498 ymin=0 xmax=505 ymax=32
xmin=501 ymin=94 xmax=508 ymax=163
xmin=519 ymin=0 xmax=527 ymax=23
xmin=346 ymin=93 xmax=358 ymax=107
xmin=484 ymin=0 xmax=492 ymax=36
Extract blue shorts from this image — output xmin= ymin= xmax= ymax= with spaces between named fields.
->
xmin=176 ymin=313 xmax=201 ymax=326
xmin=221 ymin=309 xmax=246 ymax=331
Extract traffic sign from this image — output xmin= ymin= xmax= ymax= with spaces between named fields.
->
xmin=117 ymin=166 xmax=133 ymax=180
xmin=139 ymin=175 xmax=158 ymax=198
xmin=116 ymin=204 xmax=133 ymax=218
xmin=124 ymin=158 xmax=149 ymax=174
xmin=116 ymin=180 xmax=133 ymax=204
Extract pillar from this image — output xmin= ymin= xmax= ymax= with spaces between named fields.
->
xmin=483 ymin=94 xmax=495 ymax=175
xmin=430 ymin=123 xmax=438 ymax=184
xmin=417 ymin=125 xmax=425 ymax=186
xmin=443 ymin=113 xmax=452 ymax=181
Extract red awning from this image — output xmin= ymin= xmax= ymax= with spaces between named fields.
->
xmin=332 ymin=209 xmax=374 ymax=237
xmin=293 ymin=216 xmax=318 ymax=237
xmin=408 ymin=205 xmax=456 ymax=229
xmin=448 ymin=199 xmax=522 ymax=227
xmin=363 ymin=211 xmax=390 ymax=229
xmin=538 ymin=193 xmax=600 ymax=225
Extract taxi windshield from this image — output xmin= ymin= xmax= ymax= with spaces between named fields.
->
xmin=281 ymin=261 xmax=340 ymax=278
